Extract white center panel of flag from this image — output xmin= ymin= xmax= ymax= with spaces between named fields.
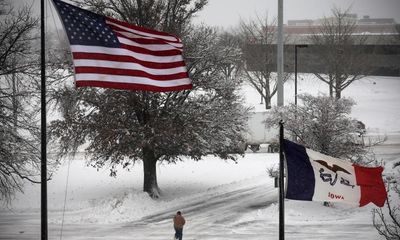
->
xmin=306 ymin=149 xmax=361 ymax=205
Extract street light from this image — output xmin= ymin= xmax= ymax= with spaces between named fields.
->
xmin=294 ymin=44 xmax=308 ymax=105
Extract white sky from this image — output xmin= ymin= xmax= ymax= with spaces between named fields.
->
xmin=14 ymin=0 xmax=400 ymax=29
xmin=10 ymin=0 xmax=400 ymax=35
xmin=192 ymin=0 xmax=400 ymax=28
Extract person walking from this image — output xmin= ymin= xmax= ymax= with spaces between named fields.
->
xmin=173 ymin=211 xmax=186 ymax=240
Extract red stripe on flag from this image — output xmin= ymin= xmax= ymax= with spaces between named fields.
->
xmin=353 ymin=165 xmax=387 ymax=207
xmin=113 ymin=30 xmax=182 ymax=47
xmin=106 ymin=17 xmax=179 ymax=40
xmin=76 ymin=80 xmax=192 ymax=92
xmin=75 ymin=67 xmax=189 ymax=80
xmin=72 ymin=52 xmax=186 ymax=69
xmin=120 ymin=43 xmax=182 ymax=57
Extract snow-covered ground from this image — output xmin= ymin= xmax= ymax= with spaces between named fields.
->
xmin=1 ymin=75 xmax=399 ymax=240
xmin=244 ymin=74 xmax=400 ymax=135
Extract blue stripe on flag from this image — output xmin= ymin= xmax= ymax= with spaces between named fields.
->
xmin=283 ymin=139 xmax=315 ymax=200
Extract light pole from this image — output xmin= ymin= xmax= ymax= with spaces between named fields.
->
xmin=294 ymin=44 xmax=308 ymax=105
xmin=277 ymin=0 xmax=284 ymax=107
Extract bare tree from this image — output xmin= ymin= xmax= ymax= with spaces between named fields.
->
xmin=373 ymin=162 xmax=400 ymax=240
xmin=72 ymin=0 xmax=207 ymax=37
xmin=215 ymin=31 xmax=242 ymax=83
xmin=0 ymin=1 xmax=42 ymax=204
xmin=0 ymin=2 xmax=38 ymax=76
xmin=310 ymin=7 xmax=371 ymax=99
xmin=238 ymin=15 xmax=292 ymax=109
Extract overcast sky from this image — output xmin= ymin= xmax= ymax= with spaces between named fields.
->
xmin=12 ymin=0 xmax=400 ymax=29
xmin=193 ymin=0 xmax=400 ymax=28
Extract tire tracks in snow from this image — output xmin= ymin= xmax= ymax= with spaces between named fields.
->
xmin=128 ymin=175 xmax=277 ymax=229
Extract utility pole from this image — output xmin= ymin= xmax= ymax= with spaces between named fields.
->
xmin=277 ymin=0 xmax=284 ymax=106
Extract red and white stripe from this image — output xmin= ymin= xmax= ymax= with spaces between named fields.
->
xmin=71 ymin=17 xmax=191 ymax=92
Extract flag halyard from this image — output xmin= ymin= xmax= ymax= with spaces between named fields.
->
xmin=52 ymin=0 xmax=192 ymax=92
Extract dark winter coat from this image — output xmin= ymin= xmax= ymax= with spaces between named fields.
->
xmin=173 ymin=214 xmax=186 ymax=229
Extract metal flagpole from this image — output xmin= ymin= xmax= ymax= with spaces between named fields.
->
xmin=41 ymin=0 xmax=48 ymax=239
xmin=277 ymin=0 xmax=285 ymax=232
xmin=279 ymin=120 xmax=285 ymax=240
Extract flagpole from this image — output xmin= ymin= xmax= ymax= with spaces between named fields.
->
xmin=40 ymin=0 xmax=48 ymax=239
xmin=279 ymin=120 xmax=285 ymax=240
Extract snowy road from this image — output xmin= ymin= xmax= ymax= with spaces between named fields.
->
xmin=0 ymin=177 xmax=277 ymax=239
xmin=0 ymin=174 xmax=383 ymax=240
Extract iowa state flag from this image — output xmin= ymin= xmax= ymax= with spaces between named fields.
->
xmin=283 ymin=139 xmax=387 ymax=207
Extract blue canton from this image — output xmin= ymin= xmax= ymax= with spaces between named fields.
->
xmin=53 ymin=0 xmax=119 ymax=48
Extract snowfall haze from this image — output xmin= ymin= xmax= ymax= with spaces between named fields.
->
xmin=1 ymin=75 xmax=399 ymax=239
xmin=11 ymin=0 xmax=400 ymax=29
xmin=1 ymin=0 xmax=400 ymax=239
xmin=192 ymin=0 xmax=400 ymax=28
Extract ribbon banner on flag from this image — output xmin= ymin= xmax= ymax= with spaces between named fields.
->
xmin=52 ymin=0 xmax=192 ymax=92
xmin=283 ymin=139 xmax=387 ymax=207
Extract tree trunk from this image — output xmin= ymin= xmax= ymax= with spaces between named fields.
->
xmin=142 ymin=145 xmax=160 ymax=198
xmin=264 ymin=79 xmax=271 ymax=109
xmin=264 ymin=96 xmax=271 ymax=109
xmin=335 ymin=77 xmax=342 ymax=99
xmin=137 ymin=0 xmax=143 ymax=25
xmin=335 ymin=88 xmax=341 ymax=99
xmin=329 ymin=80 xmax=334 ymax=97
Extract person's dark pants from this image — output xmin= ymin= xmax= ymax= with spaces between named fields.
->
xmin=174 ymin=227 xmax=183 ymax=240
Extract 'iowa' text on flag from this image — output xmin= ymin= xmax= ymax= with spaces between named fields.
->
xmin=52 ymin=0 xmax=192 ymax=92
xmin=283 ymin=139 xmax=387 ymax=207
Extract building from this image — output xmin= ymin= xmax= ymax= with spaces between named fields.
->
xmin=286 ymin=14 xmax=398 ymax=35
xmin=245 ymin=14 xmax=400 ymax=76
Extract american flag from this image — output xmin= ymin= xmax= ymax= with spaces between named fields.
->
xmin=52 ymin=0 xmax=192 ymax=92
